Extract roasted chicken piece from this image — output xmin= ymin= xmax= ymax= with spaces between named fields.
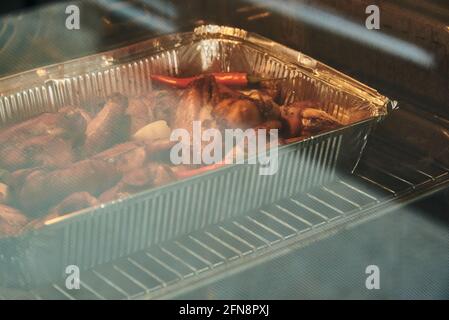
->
xmin=240 ymin=89 xmax=281 ymax=119
xmin=84 ymin=94 xmax=130 ymax=156
xmin=98 ymin=184 xmax=131 ymax=203
xmin=0 ymin=107 xmax=90 ymax=171
xmin=214 ymin=98 xmax=262 ymax=129
xmin=255 ymin=119 xmax=283 ymax=132
xmin=173 ymin=75 xmax=220 ymax=131
xmin=280 ymin=103 xmax=304 ymax=137
xmin=99 ymin=163 xmax=175 ymax=203
xmin=19 ymin=159 xmax=120 ymax=215
xmin=301 ymin=108 xmax=342 ymax=136
xmin=84 ymin=96 xmax=107 ymax=115
xmin=147 ymin=90 xmax=181 ymax=126
xmin=127 ymin=96 xmax=155 ymax=135
xmin=0 ymin=183 xmax=10 ymax=204
xmin=0 ymin=107 xmax=89 ymax=145
xmin=145 ymin=138 xmax=178 ymax=154
xmin=49 ymin=192 xmax=99 ymax=217
xmin=0 ymin=135 xmax=76 ymax=171
xmin=0 ymin=204 xmax=28 ymax=238
xmin=93 ymin=141 xmax=148 ymax=174
xmin=258 ymin=79 xmax=282 ymax=103
xmin=280 ymin=101 xmax=342 ymax=138
xmin=57 ymin=106 xmax=93 ymax=143
xmin=217 ymin=83 xmax=243 ymax=100
xmin=127 ymin=88 xmax=182 ymax=134
xmin=5 ymin=168 xmax=36 ymax=192
xmin=170 ymin=76 xmax=221 ymax=161
xmin=215 ymin=87 xmax=281 ymax=130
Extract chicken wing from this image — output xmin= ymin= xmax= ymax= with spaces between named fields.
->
xmin=214 ymin=98 xmax=262 ymax=129
xmin=0 ymin=204 xmax=28 ymax=238
xmin=173 ymin=75 xmax=219 ymax=131
xmin=49 ymin=192 xmax=99 ymax=217
xmin=99 ymin=163 xmax=175 ymax=203
xmin=84 ymin=93 xmax=130 ymax=156
xmin=19 ymin=159 xmax=120 ymax=215
xmin=127 ymin=96 xmax=155 ymax=135
xmin=280 ymin=101 xmax=342 ymax=138
xmin=0 ymin=107 xmax=90 ymax=170
xmin=93 ymin=141 xmax=148 ymax=174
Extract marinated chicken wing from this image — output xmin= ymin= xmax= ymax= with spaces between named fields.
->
xmin=120 ymin=163 xmax=174 ymax=190
xmin=19 ymin=159 xmax=120 ymax=214
xmin=94 ymin=141 xmax=148 ymax=174
xmin=280 ymin=101 xmax=342 ymax=138
xmin=49 ymin=192 xmax=99 ymax=217
xmin=214 ymin=98 xmax=262 ymax=129
xmin=147 ymin=89 xmax=181 ymax=127
xmin=7 ymin=168 xmax=37 ymax=192
xmin=127 ymin=96 xmax=155 ymax=135
xmin=0 ymin=110 xmax=69 ymax=145
xmin=173 ymin=75 xmax=219 ymax=131
xmin=57 ymin=106 xmax=92 ymax=142
xmin=84 ymin=94 xmax=130 ymax=156
xmin=255 ymin=119 xmax=283 ymax=131
xmin=1 ymin=135 xmax=75 ymax=171
xmin=300 ymin=107 xmax=342 ymax=135
xmin=0 ymin=107 xmax=90 ymax=170
xmin=99 ymin=163 xmax=175 ymax=203
xmin=0 ymin=204 xmax=28 ymax=238
xmin=280 ymin=103 xmax=304 ymax=137
xmin=240 ymin=89 xmax=281 ymax=120
xmin=0 ymin=183 xmax=10 ymax=204
xmin=258 ymin=79 xmax=282 ymax=102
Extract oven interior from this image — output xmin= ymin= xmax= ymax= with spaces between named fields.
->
xmin=0 ymin=0 xmax=448 ymax=299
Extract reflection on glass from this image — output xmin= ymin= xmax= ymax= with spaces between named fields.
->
xmin=246 ymin=0 xmax=435 ymax=67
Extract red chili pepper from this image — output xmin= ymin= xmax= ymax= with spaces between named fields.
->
xmin=150 ymin=73 xmax=256 ymax=88
xmin=174 ymin=163 xmax=227 ymax=179
xmin=212 ymin=73 xmax=249 ymax=86
xmin=150 ymin=74 xmax=196 ymax=88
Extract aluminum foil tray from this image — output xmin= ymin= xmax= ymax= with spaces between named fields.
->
xmin=0 ymin=25 xmax=391 ymax=287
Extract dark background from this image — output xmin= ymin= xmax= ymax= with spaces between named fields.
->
xmin=0 ymin=0 xmax=60 ymax=15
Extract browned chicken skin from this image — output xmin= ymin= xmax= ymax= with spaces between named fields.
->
xmin=0 ymin=107 xmax=90 ymax=171
xmin=148 ymin=90 xmax=181 ymax=127
xmin=280 ymin=101 xmax=342 ymax=137
xmin=20 ymin=136 xmax=74 ymax=169
xmin=49 ymin=192 xmax=99 ymax=217
xmin=84 ymin=94 xmax=130 ymax=156
xmin=127 ymin=96 xmax=155 ymax=135
xmin=0 ymin=107 xmax=86 ymax=145
xmin=0 ymin=204 xmax=28 ymax=238
xmin=19 ymin=159 xmax=120 ymax=214
xmin=99 ymin=163 xmax=175 ymax=203
xmin=173 ymin=75 xmax=219 ymax=132
xmin=94 ymin=141 xmax=148 ymax=174
xmin=0 ymin=182 xmax=10 ymax=204
xmin=214 ymin=98 xmax=262 ymax=129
